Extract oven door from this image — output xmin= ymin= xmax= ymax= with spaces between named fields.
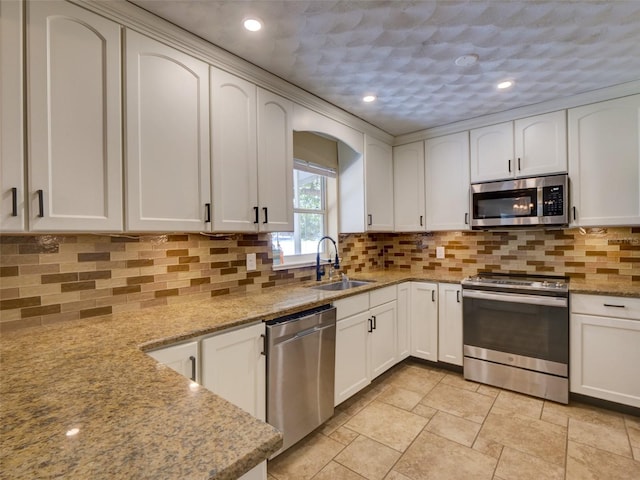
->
xmin=462 ymin=289 xmax=568 ymax=375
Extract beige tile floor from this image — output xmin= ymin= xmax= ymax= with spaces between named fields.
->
xmin=267 ymin=359 xmax=640 ymax=480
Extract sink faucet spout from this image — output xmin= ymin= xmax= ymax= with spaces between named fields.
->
xmin=316 ymin=236 xmax=340 ymax=281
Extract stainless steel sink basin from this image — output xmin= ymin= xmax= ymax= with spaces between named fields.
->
xmin=311 ymin=280 xmax=374 ymax=291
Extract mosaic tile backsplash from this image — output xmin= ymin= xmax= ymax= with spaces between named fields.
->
xmin=1 ymin=227 xmax=638 ymax=331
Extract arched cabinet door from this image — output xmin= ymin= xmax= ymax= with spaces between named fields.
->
xmin=125 ymin=29 xmax=211 ymax=232
xmin=28 ymin=0 xmax=123 ymax=231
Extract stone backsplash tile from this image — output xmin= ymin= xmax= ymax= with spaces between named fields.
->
xmin=0 ymin=228 xmax=638 ymax=331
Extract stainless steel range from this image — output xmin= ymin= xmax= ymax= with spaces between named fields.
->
xmin=461 ymin=273 xmax=569 ymax=403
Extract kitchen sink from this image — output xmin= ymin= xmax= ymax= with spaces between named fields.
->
xmin=311 ymin=280 xmax=374 ymax=291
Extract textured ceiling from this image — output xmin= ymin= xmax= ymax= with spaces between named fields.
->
xmin=129 ymin=0 xmax=640 ymax=136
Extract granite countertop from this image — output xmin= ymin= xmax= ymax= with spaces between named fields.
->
xmin=1 ymin=268 xmax=637 ymax=479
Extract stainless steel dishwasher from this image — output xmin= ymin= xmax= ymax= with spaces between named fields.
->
xmin=266 ymin=304 xmax=336 ymax=457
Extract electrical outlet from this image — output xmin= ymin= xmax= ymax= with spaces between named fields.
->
xmin=246 ymin=253 xmax=257 ymax=271
xmin=436 ymin=246 xmax=445 ymax=259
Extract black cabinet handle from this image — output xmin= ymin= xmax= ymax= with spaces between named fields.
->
xmin=603 ymin=303 xmax=626 ymax=308
xmin=372 ymin=315 xmax=377 ymax=330
xmin=367 ymin=318 xmax=373 ymax=333
xmin=254 ymin=206 xmax=259 ymax=224
xmin=464 ymin=212 xmax=469 ymax=225
xmin=36 ymin=189 xmax=44 ymax=217
xmin=432 ymin=290 xmax=435 ymax=302
xmin=508 ymin=159 xmax=511 ymax=172
xmin=263 ymin=207 xmax=268 ymax=224
xmin=572 ymin=206 xmax=577 ymax=221
xmin=189 ymin=355 xmax=196 ymax=382
xmin=11 ymin=187 xmax=18 ymax=217
xmin=204 ymin=203 xmax=211 ymax=223
xmin=456 ymin=290 xmax=461 ymax=303
xmin=419 ymin=215 xmax=423 ymax=226
xmin=260 ymin=334 xmax=266 ymax=355
xmin=367 ymin=214 xmax=372 ymax=226
xmin=517 ymin=157 xmax=521 ymax=171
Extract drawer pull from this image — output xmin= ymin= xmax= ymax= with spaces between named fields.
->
xmin=603 ymin=303 xmax=626 ymax=308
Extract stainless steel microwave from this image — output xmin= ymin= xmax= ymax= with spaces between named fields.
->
xmin=470 ymin=174 xmax=569 ymax=229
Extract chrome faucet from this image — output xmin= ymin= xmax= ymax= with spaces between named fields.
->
xmin=316 ymin=236 xmax=340 ymax=281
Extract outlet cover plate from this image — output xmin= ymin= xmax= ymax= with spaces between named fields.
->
xmin=436 ymin=246 xmax=445 ymax=259
xmin=246 ymin=253 xmax=257 ymax=271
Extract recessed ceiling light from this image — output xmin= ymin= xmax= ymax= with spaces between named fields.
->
xmin=363 ymin=95 xmax=376 ymax=103
xmin=243 ymin=17 xmax=262 ymax=32
xmin=455 ymin=54 xmax=479 ymax=67
xmin=497 ymin=80 xmax=514 ymax=90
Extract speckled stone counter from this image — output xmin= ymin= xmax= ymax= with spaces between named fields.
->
xmin=1 ymin=268 xmax=637 ymax=479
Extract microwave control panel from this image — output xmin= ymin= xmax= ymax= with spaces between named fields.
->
xmin=542 ymin=185 xmax=564 ymax=216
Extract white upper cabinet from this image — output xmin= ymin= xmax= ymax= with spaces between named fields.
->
xmin=125 ymin=30 xmax=210 ymax=232
xmin=470 ymin=121 xmax=513 ymax=183
xmin=256 ymin=89 xmax=294 ymax=232
xmin=364 ymin=136 xmax=394 ymax=231
xmin=470 ymin=111 xmax=567 ymax=183
xmin=393 ymin=141 xmax=426 ymax=232
xmin=569 ymin=95 xmax=640 ymax=227
xmin=28 ymin=0 xmax=123 ymax=231
xmin=211 ymin=69 xmax=293 ymax=232
xmin=211 ymin=68 xmax=257 ymax=232
xmin=425 ymin=132 xmax=470 ymax=231
xmin=1 ymin=0 xmax=25 ymax=232
xmin=514 ymin=110 xmax=567 ymax=178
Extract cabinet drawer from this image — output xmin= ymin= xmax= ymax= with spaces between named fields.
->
xmin=571 ymin=294 xmax=640 ymax=320
xmin=334 ymin=293 xmax=369 ymax=320
xmin=369 ymin=285 xmax=397 ymax=307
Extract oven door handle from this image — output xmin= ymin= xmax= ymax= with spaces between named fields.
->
xmin=462 ymin=289 xmax=568 ymax=308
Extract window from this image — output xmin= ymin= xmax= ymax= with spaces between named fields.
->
xmin=272 ymin=161 xmax=337 ymax=267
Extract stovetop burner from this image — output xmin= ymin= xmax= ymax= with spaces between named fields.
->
xmin=462 ymin=272 xmax=569 ymax=294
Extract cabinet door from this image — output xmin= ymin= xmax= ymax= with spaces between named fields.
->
xmin=569 ymin=95 xmax=640 ymax=226
xmin=470 ymin=121 xmax=514 ymax=183
xmin=370 ymin=301 xmax=397 ymax=379
xmin=514 ymin=110 xmax=567 ymax=178
xmin=147 ymin=341 xmax=199 ymax=383
xmin=125 ymin=30 xmax=210 ymax=231
xmin=211 ymin=67 xmax=258 ymax=232
xmin=396 ymin=283 xmax=411 ymax=360
xmin=335 ymin=311 xmax=370 ymax=406
xmin=425 ymin=132 xmax=470 ymax=231
xmin=28 ymin=0 xmax=122 ymax=231
xmin=257 ymin=88 xmax=293 ymax=232
xmin=201 ymin=323 xmax=266 ymax=421
xmin=393 ymin=141 xmax=426 ymax=232
xmin=570 ymin=313 xmax=640 ymax=408
xmin=0 ymin=0 xmax=25 ymax=231
xmin=365 ymin=136 xmax=394 ymax=231
xmin=410 ymin=282 xmax=439 ymax=362
xmin=438 ymin=283 xmax=463 ymax=366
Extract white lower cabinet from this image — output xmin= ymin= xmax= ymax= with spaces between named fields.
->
xmin=570 ymin=294 xmax=640 ymax=408
xmin=147 ymin=340 xmax=199 ymax=383
xmin=410 ymin=282 xmax=439 ymax=362
xmin=334 ymin=286 xmax=397 ymax=406
xmin=396 ymin=283 xmax=411 ymax=361
xmin=148 ymin=322 xmax=267 ymax=480
xmin=438 ymin=283 xmax=463 ymax=366
xmin=201 ymin=322 xmax=266 ymax=421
